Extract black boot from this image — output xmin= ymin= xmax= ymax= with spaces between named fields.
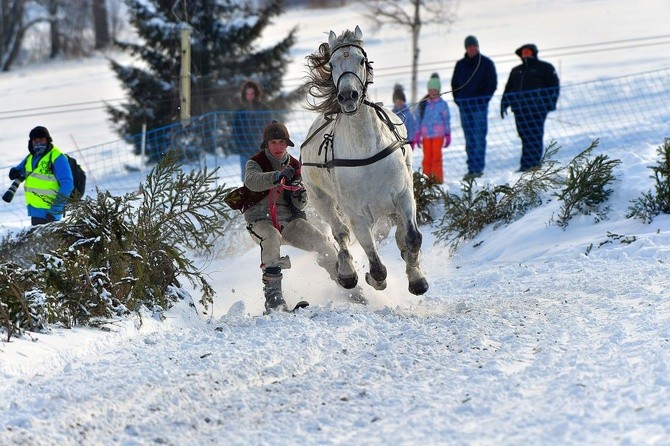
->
xmin=263 ymin=267 xmax=287 ymax=314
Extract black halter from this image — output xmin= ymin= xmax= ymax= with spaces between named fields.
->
xmin=329 ymin=43 xmax=373 ymax=104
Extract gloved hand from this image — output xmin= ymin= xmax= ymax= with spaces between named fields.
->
xmin=412 ymin=133 xmax=422 ymax=149
xmin=274 ymin=165 xmax=295 ymax=184
xmin=291 ymin=187 xmax=308 ymax=205
xmin=443 ymin=133 xmax=451 ymax=148
xmin=45 ymin=213 xmax=57 ymax=222
xmin=500 ymin=104 xmax=508 ymax=119
xmin=9 ymin=167 xmax=24 ymax=180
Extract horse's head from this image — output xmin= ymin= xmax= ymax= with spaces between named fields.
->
xmin=328 ymin=26 xmax=372 ymax=115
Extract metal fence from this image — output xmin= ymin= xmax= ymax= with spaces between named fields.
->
xmin=1 ymin=67 xmax=669 ymax=230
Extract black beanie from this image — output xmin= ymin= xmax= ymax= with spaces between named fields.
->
xmin=392 ymin=84 xmax=406 ymax=102
xmin=29 ymin=126 xmax=52 ymax=142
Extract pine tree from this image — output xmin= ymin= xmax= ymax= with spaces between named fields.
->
xmin=107 ymin=0 xmax=297 ymax=143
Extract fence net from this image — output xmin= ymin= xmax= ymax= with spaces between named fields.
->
xmin=1 ymin=67 xmax=669 ymax=229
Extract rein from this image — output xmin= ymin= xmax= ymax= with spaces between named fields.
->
xmin=268 ymin=177 xmax=303 ymax=231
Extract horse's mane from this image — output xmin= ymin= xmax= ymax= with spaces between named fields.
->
xmin=303 ymin=29 xmax=371 ymax=115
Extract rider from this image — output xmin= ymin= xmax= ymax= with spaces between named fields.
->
xmin=241 ymin=121 xmax=341 ymax=313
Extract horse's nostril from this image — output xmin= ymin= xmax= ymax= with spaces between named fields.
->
xmin=351 ymin=91 xmax=359 ymax=101
xmin=337 ymin=93 xmax=346 ymax=103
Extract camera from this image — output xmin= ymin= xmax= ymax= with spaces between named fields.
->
xmin=2 ymin=179 xmax=22 ymax=203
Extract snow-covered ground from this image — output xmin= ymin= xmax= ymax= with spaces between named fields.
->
xmin=1 ymin=0 xmax=670 ymax=444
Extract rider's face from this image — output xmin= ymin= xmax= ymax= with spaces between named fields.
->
xmin=268 ymin=139 xmax=288 ymax=159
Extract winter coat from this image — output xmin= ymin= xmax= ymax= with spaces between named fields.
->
xmin=501 ymin=44 xmax=560 ymax=114
xmin=392 ymin=104 xmax=418 ymax=141
xmin=13 ymin=144 xmax=74 ymax=219
xmin=242 ymin=149 xmax=306 ymax=225
xmin=451 ymin=52 xmax=497 ymax=107
xmin=415 ymin=96 xmax=450 ymax=140
xmin=232 ymin=103 xmax=271 ymax=159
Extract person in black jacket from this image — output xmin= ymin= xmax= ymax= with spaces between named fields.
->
xmin=501 ymin=43 xmax=560 ymax=172
xmin=451 ymin=35 xmax=497 ymax=179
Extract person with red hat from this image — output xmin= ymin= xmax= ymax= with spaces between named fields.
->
xmin=501 ymin=43 xmax=560 ymax=172
xmin=7 ymin=126 xmax=74 ymax=225
xmin=228 ymin=121 xmax=341 ymax=313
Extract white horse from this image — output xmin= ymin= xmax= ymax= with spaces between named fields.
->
xmin=300 ymin=26 xmax=428 ymax=296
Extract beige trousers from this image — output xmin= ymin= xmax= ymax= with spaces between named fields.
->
xmin=247 ymin=219 xmax=338 ymax=278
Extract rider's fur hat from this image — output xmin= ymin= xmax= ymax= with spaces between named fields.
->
xmin=261 ymin=121 xmax=295 ymax=149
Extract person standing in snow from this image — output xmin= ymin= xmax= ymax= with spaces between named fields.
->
xmin=7 ymin=126 xmax=73 ymax=225
xmin=451 ymin=35 xmax=497 ymax=179
xmin=231 ymin=121 xmax=340 ymax=313
xmin=414 ymin=73 xmax=451 ymax=183
xmin=501 ymin=43 xmax=560 ymax=172
xmin=391 ymin=84 xmax=418 ymax=149
xmin=231 ymin=80 xmax=272 ymax=181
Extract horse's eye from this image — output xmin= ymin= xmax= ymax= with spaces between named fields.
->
xmin=360 ymin=59 xmax=365 ymax=66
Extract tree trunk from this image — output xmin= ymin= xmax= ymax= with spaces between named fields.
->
xmin=1 ymin=0 xmax=26 ymax=71
xmin=92 ymin=0 xmax=109 ymax=50
xmin=49 ymin=0 xmax=59 ymax=58
xmin=410 ymin=0 xmax=421 ymax=104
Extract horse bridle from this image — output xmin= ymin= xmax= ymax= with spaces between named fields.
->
xmin=300 ymin=42 xmax=408 ymax=170
xmin=329 ymin=43 xmax=373 ymax=103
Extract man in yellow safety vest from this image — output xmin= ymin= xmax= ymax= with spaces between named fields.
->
xmin=8 ymin=126 xmax=74 ymax=225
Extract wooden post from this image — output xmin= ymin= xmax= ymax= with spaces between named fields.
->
xmin=180 ymin=26 xmax=191 ymax=128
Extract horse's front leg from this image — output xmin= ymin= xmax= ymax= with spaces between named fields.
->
xmin=307 ymin=185 xmax=358 ymax=288
xmin=395 ymin=200 xmax=429 ymax=295
xmin=349 ymin=216 xmax=387 ymax=291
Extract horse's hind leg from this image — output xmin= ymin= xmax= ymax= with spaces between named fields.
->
xmin=308 ymin=187 xmax=358 ymax=288
xmin=396 ymin=211 xmax=429 ymax=296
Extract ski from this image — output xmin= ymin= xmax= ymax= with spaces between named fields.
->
xmin=262 ymin=300 xmax=310 ymax=316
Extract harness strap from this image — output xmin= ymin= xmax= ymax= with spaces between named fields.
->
xmin=302 ymin=139 xmax=407 ymax=169
xmin=301 ymin=101 xmax=410 ymax=170
xmin=300 ymin=113 xmax=336 ymax=149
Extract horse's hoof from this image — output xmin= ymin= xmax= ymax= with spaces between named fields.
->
xmin=338 ymin=274 xmax=358 ymax=289
xmin=409 ymin=278 xmax=429 ymax=295
xmin=365 ymin=272 xmax=387 ymax=290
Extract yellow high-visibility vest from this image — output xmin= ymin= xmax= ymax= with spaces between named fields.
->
xmin=24 ymin=146 xmax=64 ymax=210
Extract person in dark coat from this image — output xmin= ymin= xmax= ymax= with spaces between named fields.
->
xmin=451 ymin=35 xmax=497 ymax=179
xmin=232 ymin=80 xmax=272 ymax=181
xmin=501 ymin=43 xmax=560 ymax=172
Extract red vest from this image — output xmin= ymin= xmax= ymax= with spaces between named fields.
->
xmin=224 ymin=152 xmax=301 ymax=212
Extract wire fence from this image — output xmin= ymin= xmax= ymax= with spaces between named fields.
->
xmin=1 ymin=67 xmax=669 ymax=230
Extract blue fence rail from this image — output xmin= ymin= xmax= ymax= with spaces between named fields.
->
xmin=1 ymin=67 xmax=669 ymax=229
